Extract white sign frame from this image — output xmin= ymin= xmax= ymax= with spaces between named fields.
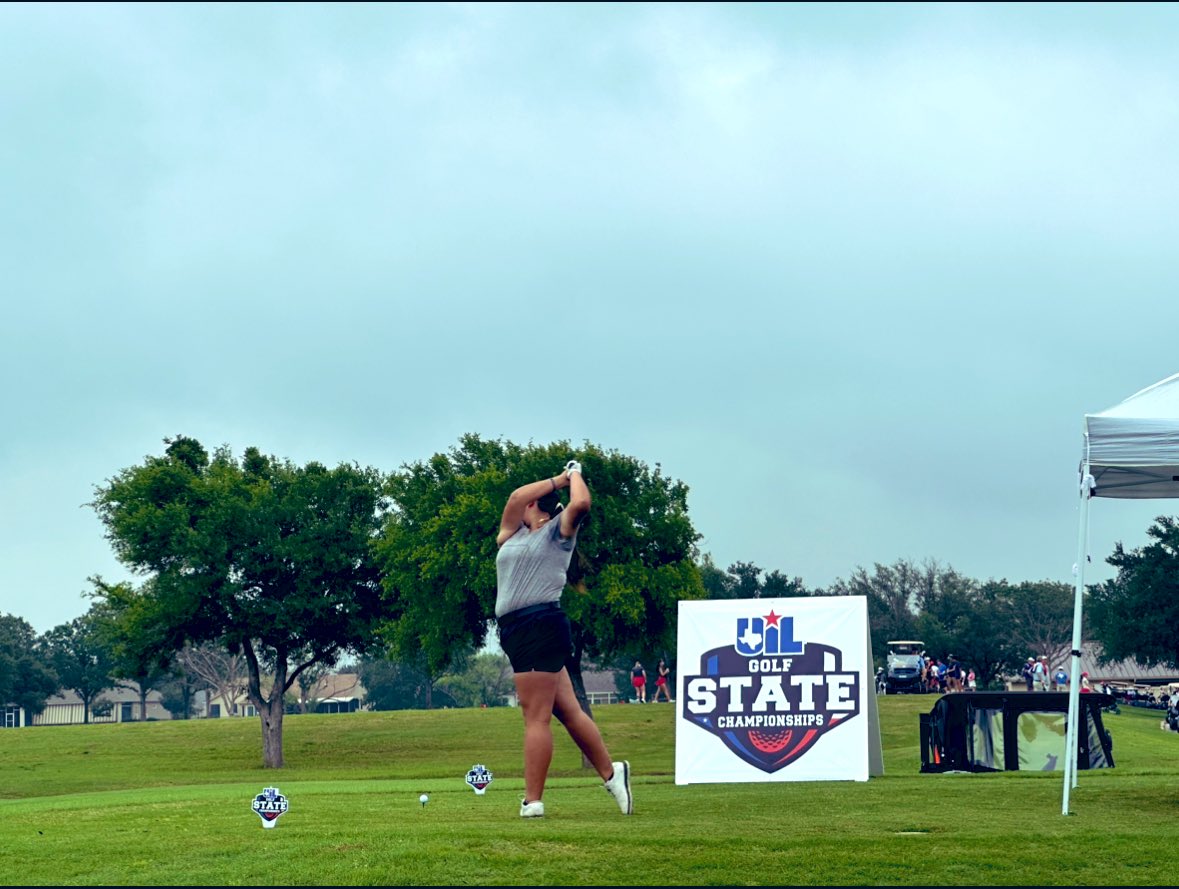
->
xmin=675 ymin=596 xmax=883 ymax=785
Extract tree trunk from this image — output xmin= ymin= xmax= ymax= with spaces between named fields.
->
xmin=243 ymin=642 xmax=287 ymax=768
xmin=565 ymin=647 xmax=595 ymax=769
xmin=179 ymin=681 xmax=193 ymax=719
xmin=259 ymin=696 xmax=285 ymax=768
xmin=566 ymin=655 xmax=594 ymax=720
xmin=138 ymin=683 xmax=148 ymax=722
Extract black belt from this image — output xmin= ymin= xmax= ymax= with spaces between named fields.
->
xmin=497 ymin=601 xmax=561 ymax=629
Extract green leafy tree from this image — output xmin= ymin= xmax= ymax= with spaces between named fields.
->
xmin=89 ymin=576 xmax=174 ymax=721
xmin=697 ymin=557 xmax=812 ymax=600
xmin=377 ymin=434 xmax=706 ymax=714
xmin=437 ymin=651 xmax=515 ymax=708
xmin=1090 ymin=516 xmax=1179 ymax=669
xmin=915 ymin=577 xmax=1023 ymax=688
xmin=828 ymin=559 xmax=978 ymax=666
xmin=963 ymin=582 xmax=1031 ymax=688
xmin=91 ymin=436 xmax=388 ymax=767
xmin=156 ymin=664 xmax=201 ymax=719
xmin=44 ymin=609 xmax=117 ymax=724
xmin=827 ymin=559 xmax=926 ymax=663
xmin=0 ymin=614 xmax=59 ymax=718
xmin=357 ymin=652 xmax=457 ymax=710
xmin=293 ymin=662 xmax=331 ymax=714
xmin=727 ymin=561 xmax=764 ymax=599
xmin=995 ymin=579 xmax=1075 ymax=669
xmin=697 ymin=553 xmax=733 ymax=598
xmin=761 ymin=569 xmax=812 ymax=599
xmin=908 ymin=563 xmax=974 ymax=660
xmin=376 ymin=434 xmax=514 ymax=682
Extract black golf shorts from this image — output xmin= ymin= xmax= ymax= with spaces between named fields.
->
xmin=498 ymin=602 xmax=572 ymax=674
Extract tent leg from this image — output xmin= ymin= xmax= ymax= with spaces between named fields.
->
xmin=1063 ymin=465 xmax=1091 ymax=815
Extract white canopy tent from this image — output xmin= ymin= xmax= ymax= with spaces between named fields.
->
xmin=1064 ymin=371 xmax=1179 ymax=813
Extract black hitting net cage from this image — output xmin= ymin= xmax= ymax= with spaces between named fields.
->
xmin=920 ymin=691 xmax=1115 ymax=773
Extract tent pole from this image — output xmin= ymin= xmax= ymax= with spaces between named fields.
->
xmin=1063 ymin=462 xmax=1091 ymax=815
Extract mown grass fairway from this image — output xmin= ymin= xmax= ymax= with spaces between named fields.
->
xmin=1 ymin=696 xmax=1177 ymax=885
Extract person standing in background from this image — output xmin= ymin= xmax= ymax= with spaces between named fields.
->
xmin=631 ymin=660 xmax=647 ymax=703
xmin=652 ymin=658 xmax=672 ymax=702
xmin=1034 ymin=656 xmax=1050 ymax=691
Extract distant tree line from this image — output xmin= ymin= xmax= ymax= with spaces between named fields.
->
xmin=1 ymin=433 xmax=1175 ymax=770
xmin=661 ymin=555 xmax=1077 ymax=691
xmin=0 ymin=606 xmax=520 ymax=725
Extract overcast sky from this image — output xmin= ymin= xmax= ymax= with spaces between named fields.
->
xmin=4 ymin=2 xmax=1179 ymax=635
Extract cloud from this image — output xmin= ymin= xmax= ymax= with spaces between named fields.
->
xmin=4 ymin=3 xmax=1179 ymax=630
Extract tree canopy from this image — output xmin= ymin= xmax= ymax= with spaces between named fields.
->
xmin=89 ymin=576 xmax=174 ymax=722
xmin=989 ymin=579 xmax=1075 ymax=669
xmin=43 ymin=609 xmax=117 ymax=724
xmin=0 ymin=614 xmax=59 ymax=717
xmin=438 ymin=652 xmax=515 ymax=708
xmin=821 ymin=559 xmax=1073 ymax=687
xmin=91 ymin=436 xmax=388 ymax=766
xmin=356 ymin=652 xmax=458 ymax=711
xmin=697 ymin=554 xmax=811 ymax=600
xmin=827 ymin=559 xmax=940 ymax=660
xmin=1089 ymin=515 xmax=1179 ymax=669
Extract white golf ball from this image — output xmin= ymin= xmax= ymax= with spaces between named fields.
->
xmin=419 ymin=793 xmax=429 ymax=805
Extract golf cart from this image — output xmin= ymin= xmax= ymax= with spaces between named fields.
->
xmin=883 ymin=640 xmax=925 ymax=694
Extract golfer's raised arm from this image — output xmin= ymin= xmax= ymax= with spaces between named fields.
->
xmin=560 ymin=465 xmax=590 ymax=538
xmin=497 ymin=474 xmax=569 ymax=546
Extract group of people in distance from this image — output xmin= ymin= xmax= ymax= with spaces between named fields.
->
xmin=1020 ymin=655 xmax=1093 ymax=693
xmin=920 ymin=653 xmax=977 ymax=693
xmin=919 ymin=653 xmax=1095 ymax=694
xmin=630 ymin=658 xmax=673 ymax=704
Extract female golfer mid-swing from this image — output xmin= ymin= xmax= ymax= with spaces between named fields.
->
xmin=494 ymin=460 xmax=633 ymax=819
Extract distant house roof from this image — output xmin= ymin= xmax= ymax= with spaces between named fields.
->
xmin=580 ymin=670 xmax=619 ymax=695
xmin=213 ymin=672 xmax=365 ymax=705
xmin=43 ymin=683 xmax=164 ymax=707
xmin=1002 ymin=645 xmax=1178 ymax=685
xmin=1080 ymin=643 xmax=1179 ymax=684
xmin=308 ymin=672 xmax=364 ymax=701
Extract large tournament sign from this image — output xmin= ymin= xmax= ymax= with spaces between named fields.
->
xmin=676 ymin=596 xmax=884 ymax=785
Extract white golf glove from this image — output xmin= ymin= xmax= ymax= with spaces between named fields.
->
xmin=564 ymin=460 xmax=582 ymax=477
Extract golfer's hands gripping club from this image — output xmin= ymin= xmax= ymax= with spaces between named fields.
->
xmin=564 ymin=460 xmax=582 ymax=478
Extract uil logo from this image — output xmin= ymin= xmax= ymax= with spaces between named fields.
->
xmin=465 ymin=764 xmax=494 ymax=795
xmin=682 ymin=609 xmax=861 ymax=773
xmin=736 ymin=613 xmax=804 ymax=657
xmin=251 ymin=786 xmax=289 ymax=829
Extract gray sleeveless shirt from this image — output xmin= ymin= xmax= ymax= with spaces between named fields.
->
xmin=494 ymin=518 xmax=578 ymax=618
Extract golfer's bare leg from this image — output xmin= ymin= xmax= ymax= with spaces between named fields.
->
xmin=552 ymin=667 xmax=614 ymax=781
xmin=515 ymin=669 xmax=559 ymax=802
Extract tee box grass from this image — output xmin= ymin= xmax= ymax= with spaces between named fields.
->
xmin=1 ymin=695 xmax=1176 ymax=885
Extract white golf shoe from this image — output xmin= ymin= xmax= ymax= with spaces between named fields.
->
xmin=603 ymin=761 xmax=632 ymax=815
xmin=519 ymin=798 xmax=545 ymax=818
